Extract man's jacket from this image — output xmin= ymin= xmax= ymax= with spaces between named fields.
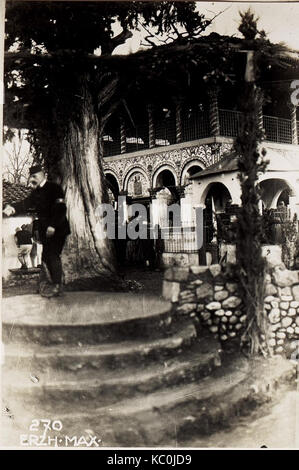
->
xmin=13 ymin=181 xmax=71 ymax=242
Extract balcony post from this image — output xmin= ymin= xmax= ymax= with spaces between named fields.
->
xmin=208 ymin=88 xmax=220 ymax=137
xmin=289 ymin=103 xmax=298 ymax=145
xmin=258 ymin=101 xmax=263 ymax=132
xmin=120 ymin=118 xmax=126 ymax=154
xmin=147 ymin=104 xmax=155 ymax=149
xmin=175 ymin=102 xmax=182 ymax=143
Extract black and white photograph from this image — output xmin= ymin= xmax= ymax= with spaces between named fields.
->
xmin=1 ymin=0 xmax=299 ymax=451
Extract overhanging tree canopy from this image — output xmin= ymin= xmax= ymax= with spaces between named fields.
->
xmin=5 ymin=1 xmax=216 ymax=285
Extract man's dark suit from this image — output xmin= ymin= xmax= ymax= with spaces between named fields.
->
xmin=13 ymin=181 xmax=70 ymax=285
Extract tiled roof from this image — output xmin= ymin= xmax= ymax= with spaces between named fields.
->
xmin=191 ymin=152 xmax=238 ymax=179
xmin=2 ymin=180 xmax=31 ymax=208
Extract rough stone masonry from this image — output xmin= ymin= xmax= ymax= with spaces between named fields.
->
xmin=163 ymin=262 xmax=299 ymax=357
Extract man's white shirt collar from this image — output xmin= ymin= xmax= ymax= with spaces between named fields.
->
xmin=39 ymin=178 xmax=47 ymax=188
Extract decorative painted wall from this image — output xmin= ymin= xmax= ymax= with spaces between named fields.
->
xmin=103 ymin=140 xmax=234 ymax=193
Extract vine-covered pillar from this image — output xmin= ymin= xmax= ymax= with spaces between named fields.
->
xmin=235 ymin=48 xmax=269 ymax=355
xmin=208 ymin=88 xmax=220 ymax=137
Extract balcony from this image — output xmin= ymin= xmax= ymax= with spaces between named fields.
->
xmin=102 ymin=108 xmax=298 ymax=158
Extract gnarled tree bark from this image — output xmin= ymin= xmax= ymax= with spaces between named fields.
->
xmin=58 ymin=73 xmax=119 ymax=286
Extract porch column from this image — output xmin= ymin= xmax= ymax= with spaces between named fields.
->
xmin=118 ymin=190 xmax=129 ymax=231
xmin=289 ymin=195 xmax=297 ymax=218
xmin=120 ymin=118 xmax=126 ymax=154
xmin=258 ymin=100 xmax=264 ymax=132
xmin=151 ymin=188 xmax=172 ymax=228
xmin=175 ymin=101 xmax=182 ymax=144
xmin=147 ymin=104 xmax=155 ymax=149
xmin=289 ymin=103 xmax=298 ymax=145
xmin=180 ymin=184 xmax=194 ymax=225
xmin=208 ymin=88 xmax=220 ymax=137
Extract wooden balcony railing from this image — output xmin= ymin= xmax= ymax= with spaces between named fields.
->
xmin=103 ymin=108 xmax=298 ymax=157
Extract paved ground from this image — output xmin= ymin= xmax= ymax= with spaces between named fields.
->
xmin=2 ymin=291 xmax=170 ymax=325
xmin=2 ymin=267 xmax=164 ymax=298
xmin=188 ymin=386 xmax=299 ymax=449
xmin=120 ymin=267 xmax=164 ymax=297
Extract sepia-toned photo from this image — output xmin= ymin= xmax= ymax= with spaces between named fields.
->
xmin=1 ymin=0 xmax=299 ymax=451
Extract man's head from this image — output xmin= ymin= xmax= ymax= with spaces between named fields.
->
xmin=28 ymin=165 xmax=45 ymax=188
xmin=15 ymin=227 xmax=21 ymax=233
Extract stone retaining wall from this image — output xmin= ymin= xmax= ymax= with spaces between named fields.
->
xmin=163 ymin=263 xmax=299 ymax=357
xmin=264 ymin=266 xmax=299 ymax=355
xmin=2 ymin=271 xmax=39 ymax=289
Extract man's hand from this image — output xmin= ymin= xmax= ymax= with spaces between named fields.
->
xmin=3 ymin=205 xmax=16 ymax=217
xmin=46 ymin=226 xmax=55 ymax=238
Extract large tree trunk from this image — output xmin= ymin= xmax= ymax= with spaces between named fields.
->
xmin=59 ymin=75 xmax=118 ymax=287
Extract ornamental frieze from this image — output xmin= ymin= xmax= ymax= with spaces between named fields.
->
xmin=103 ymin=142 xmax=233 ymax=191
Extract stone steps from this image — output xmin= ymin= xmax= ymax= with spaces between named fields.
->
xmin=1 ymin=291 xmax=296 ymax=448
xmin=3 ymin=322 xmax=197 ymax=373
xmin=3 ymin=337 xmax=221 ymax=411
xmin=3 ymin=355 xmax=295 ymax=447
xmin=2 ymin=292 xmax=174 ymax=345
xmin=3 ymin=268 xmax=40 ymax=290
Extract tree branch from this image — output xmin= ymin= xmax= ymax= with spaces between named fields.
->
xmin=98 ymin=76 xmax=119 ymax=108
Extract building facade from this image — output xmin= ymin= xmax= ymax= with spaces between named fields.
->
xmin=102 ymin=95 xmax=299 ymax=235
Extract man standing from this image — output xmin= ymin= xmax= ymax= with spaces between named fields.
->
xmin=3 ymin=165 xmax=70 ymax=297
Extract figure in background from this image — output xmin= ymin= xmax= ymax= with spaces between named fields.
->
xmin=14 ymin=225 xmax=32 ymax=270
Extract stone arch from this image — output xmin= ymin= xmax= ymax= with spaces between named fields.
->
xmin=152 ymin=165 xmax=178 ymax=188
xmin=123 ymin=167 xmax=150 ymax=196
xmin=200 ymin=181 xmax=233 ymax=210
xmin=104 ymin=171 xmax=120 ymax=205
xmin=258 ymin=177 xmax=297 ymax=209
xmin=105 ymin=171 xmax=120 ymax=194
xmin=180 ymin=160 xmax=205 ymax=185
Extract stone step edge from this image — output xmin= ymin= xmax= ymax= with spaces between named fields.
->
xmin=3 ymin=321 xmax=197 ymax=359
xmin=2 ymin=306 xmax=173 ymax=329
xmin=2 ymin=357 xmax=296 ymax=447
xmin=5 ymin=350 xmax=243 ymax=423
xmin=2 ymin=309 xmax=183 ymax=346
xmin=176 ymin=357 xmax=297 ymax=441
xmin=35 ymin=355 xmax=294 ymax=421
xmin=2 ymin=378 xmax=296 ymax=448
xmin=3 ymin=338 xmax=221 ymax=395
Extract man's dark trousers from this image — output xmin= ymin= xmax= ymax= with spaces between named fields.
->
xmin=41 ymin=233 xmax=67 ymax=285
